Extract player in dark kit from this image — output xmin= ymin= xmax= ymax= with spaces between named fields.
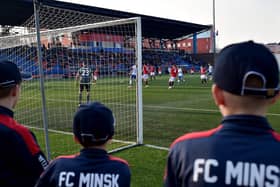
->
xmin=164 ymin=41 xmax=280 ymax=187
xmin=0 ymin=60 xmax=48 ymax=187
xmin=35 ymin=102 xmax=131 ymax=187
xmin=76 ymin=62 xmax=93 ymax=105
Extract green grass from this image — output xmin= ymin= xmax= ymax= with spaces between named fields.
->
xmin=113 ymin=146 xmax=167 ymax=187
xmin=14 ymin=74 xmax=280 ymax=187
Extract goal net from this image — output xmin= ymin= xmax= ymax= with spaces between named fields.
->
xmin=0 ymin=4 xmax=142 ymax=159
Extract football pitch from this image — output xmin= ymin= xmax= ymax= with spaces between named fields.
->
xmin=15 ymin=74 xmax=280 ymax=187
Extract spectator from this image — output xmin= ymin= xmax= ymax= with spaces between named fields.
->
xmin=164 ymin=41 xmax=280 ymax=187
xmin=35 ymin=102 xmax=131 ymax=187
xmin=0 ymin=60 xmax=48 ymax=187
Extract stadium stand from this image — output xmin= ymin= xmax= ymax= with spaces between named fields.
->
xmin=0 ymin=0 xmax=210 ymax=78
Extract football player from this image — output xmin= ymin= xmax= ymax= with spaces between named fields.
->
xmin=76 ymin=62 xmax=93 ymax=105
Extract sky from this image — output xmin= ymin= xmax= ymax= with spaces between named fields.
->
xmin=59 ymin=0 xmax=280 ymax=49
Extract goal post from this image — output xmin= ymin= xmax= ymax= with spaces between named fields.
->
xmin=0 ymin=17 xmax=143 ymax=158
xmin=135 ymin=17 xmax=143 ymax=145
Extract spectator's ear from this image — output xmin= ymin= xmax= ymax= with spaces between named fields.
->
xmin=212 ymin=84 xmax=225 ymax=106
xmin=11 ymin=85 xmax=20 ymax=97
xmin=105 ymin=139 xmax=112 ymax=145
xmin=269 ymin=92 xmax=280 ymax=105
xmin=73 ymin=136 xmax=81 ymax=144
xmin=276 ymin=92 xmax=280 ymax=100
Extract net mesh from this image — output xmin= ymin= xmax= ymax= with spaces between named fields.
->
xmin=0 ymin=4 xmax=140 ymax=158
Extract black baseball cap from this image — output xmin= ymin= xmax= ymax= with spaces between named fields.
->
xmin=213 ymin=41 xmax=279 ymax=98
xmin=0 ymin=60 xmax=32 ymax=88
xmin=73 ymin=102 xmax=115 ymax=146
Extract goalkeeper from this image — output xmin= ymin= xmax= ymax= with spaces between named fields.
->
xmin=76 ymin=62 xmax=93 ymax=105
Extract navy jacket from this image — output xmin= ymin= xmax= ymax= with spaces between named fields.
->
xmin=35 ymin=148 xmax=131 ymax=187
xmin=0 ymin=106 xmax=48 ymax=187
xmin=164 ymin=115 xmax=280 ymax=187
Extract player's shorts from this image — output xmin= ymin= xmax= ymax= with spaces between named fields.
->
xmin=142 ymin=74 xmax=149 ymax=81
xmin=80 ymin=83 xmax=90 ymax=92
xmin=94 ymin=76 xmax=98 ymax=81
xmin=200 ymin=74 xmax=207 ymax=80
xmin=150 ymin=72 xmax=155 ymax=76
xmin=158 ymin=71 xmax=162 ymax=75
xmin=169 ymin=76 xmax=176 ymax=82
xmin=131 ymin=74 xmax=136 ymax=80
xmin=178 ymin=75 xmax=183 ymax=80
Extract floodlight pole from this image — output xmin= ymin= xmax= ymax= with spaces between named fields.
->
xmin=212 ymin=0 xmax=216 ymax=57
xmin=33 ymin=0 xmax=51 ymax=160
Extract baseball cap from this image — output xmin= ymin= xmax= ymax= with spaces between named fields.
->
xmin=73 ymin=102 xmax=115 ymax=146
xmin=0 ymin=60 xmax=32 ymax=88
xmin=213 ymin=41 xmax=279 ymax=98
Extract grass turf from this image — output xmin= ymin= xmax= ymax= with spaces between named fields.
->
xmin=14 ymin=74 xmax=280 ymax=187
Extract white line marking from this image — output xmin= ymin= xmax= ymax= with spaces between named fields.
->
xmin=26 ymin=125 xmax=135 ymax=144
xmin=144 ymin=144 xmax=169 ymax=151
xmin=21 ymin=97 xmax=280 ymax=116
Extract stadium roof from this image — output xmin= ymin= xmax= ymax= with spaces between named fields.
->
xmin=0 ymin=0 xmax=211 ymax=39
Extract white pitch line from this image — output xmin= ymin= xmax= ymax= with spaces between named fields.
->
xmin=145 ymin=105 xmax=218 ymax=113
xmin=22 ymin=97 xmax=218 ymax=113
xmin=26 ymin=125 xmax=135 ymax=145
xmin=144 ymin=144 xmax=169 ymax=151
xmin=21 ymin=97 xmax=280 ymax=116
xmin=144 ymin=105 xmax=280 ymax=116
xmin=26 ymin=125 xmax=73 ymax=135
xmin=24 ymin=97 xmax=280 ymax=117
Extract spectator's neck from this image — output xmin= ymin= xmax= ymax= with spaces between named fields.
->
xmin=87 ymin=144 xmax=107 ymax=150
xmin=0 ymin=98 xmax=14 ymax=111
xmin=219 ymin=105 xmax=266 ymax=117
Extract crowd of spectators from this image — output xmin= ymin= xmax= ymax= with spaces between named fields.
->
xmin=0 ymin=44 xmax=204 ymax=78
